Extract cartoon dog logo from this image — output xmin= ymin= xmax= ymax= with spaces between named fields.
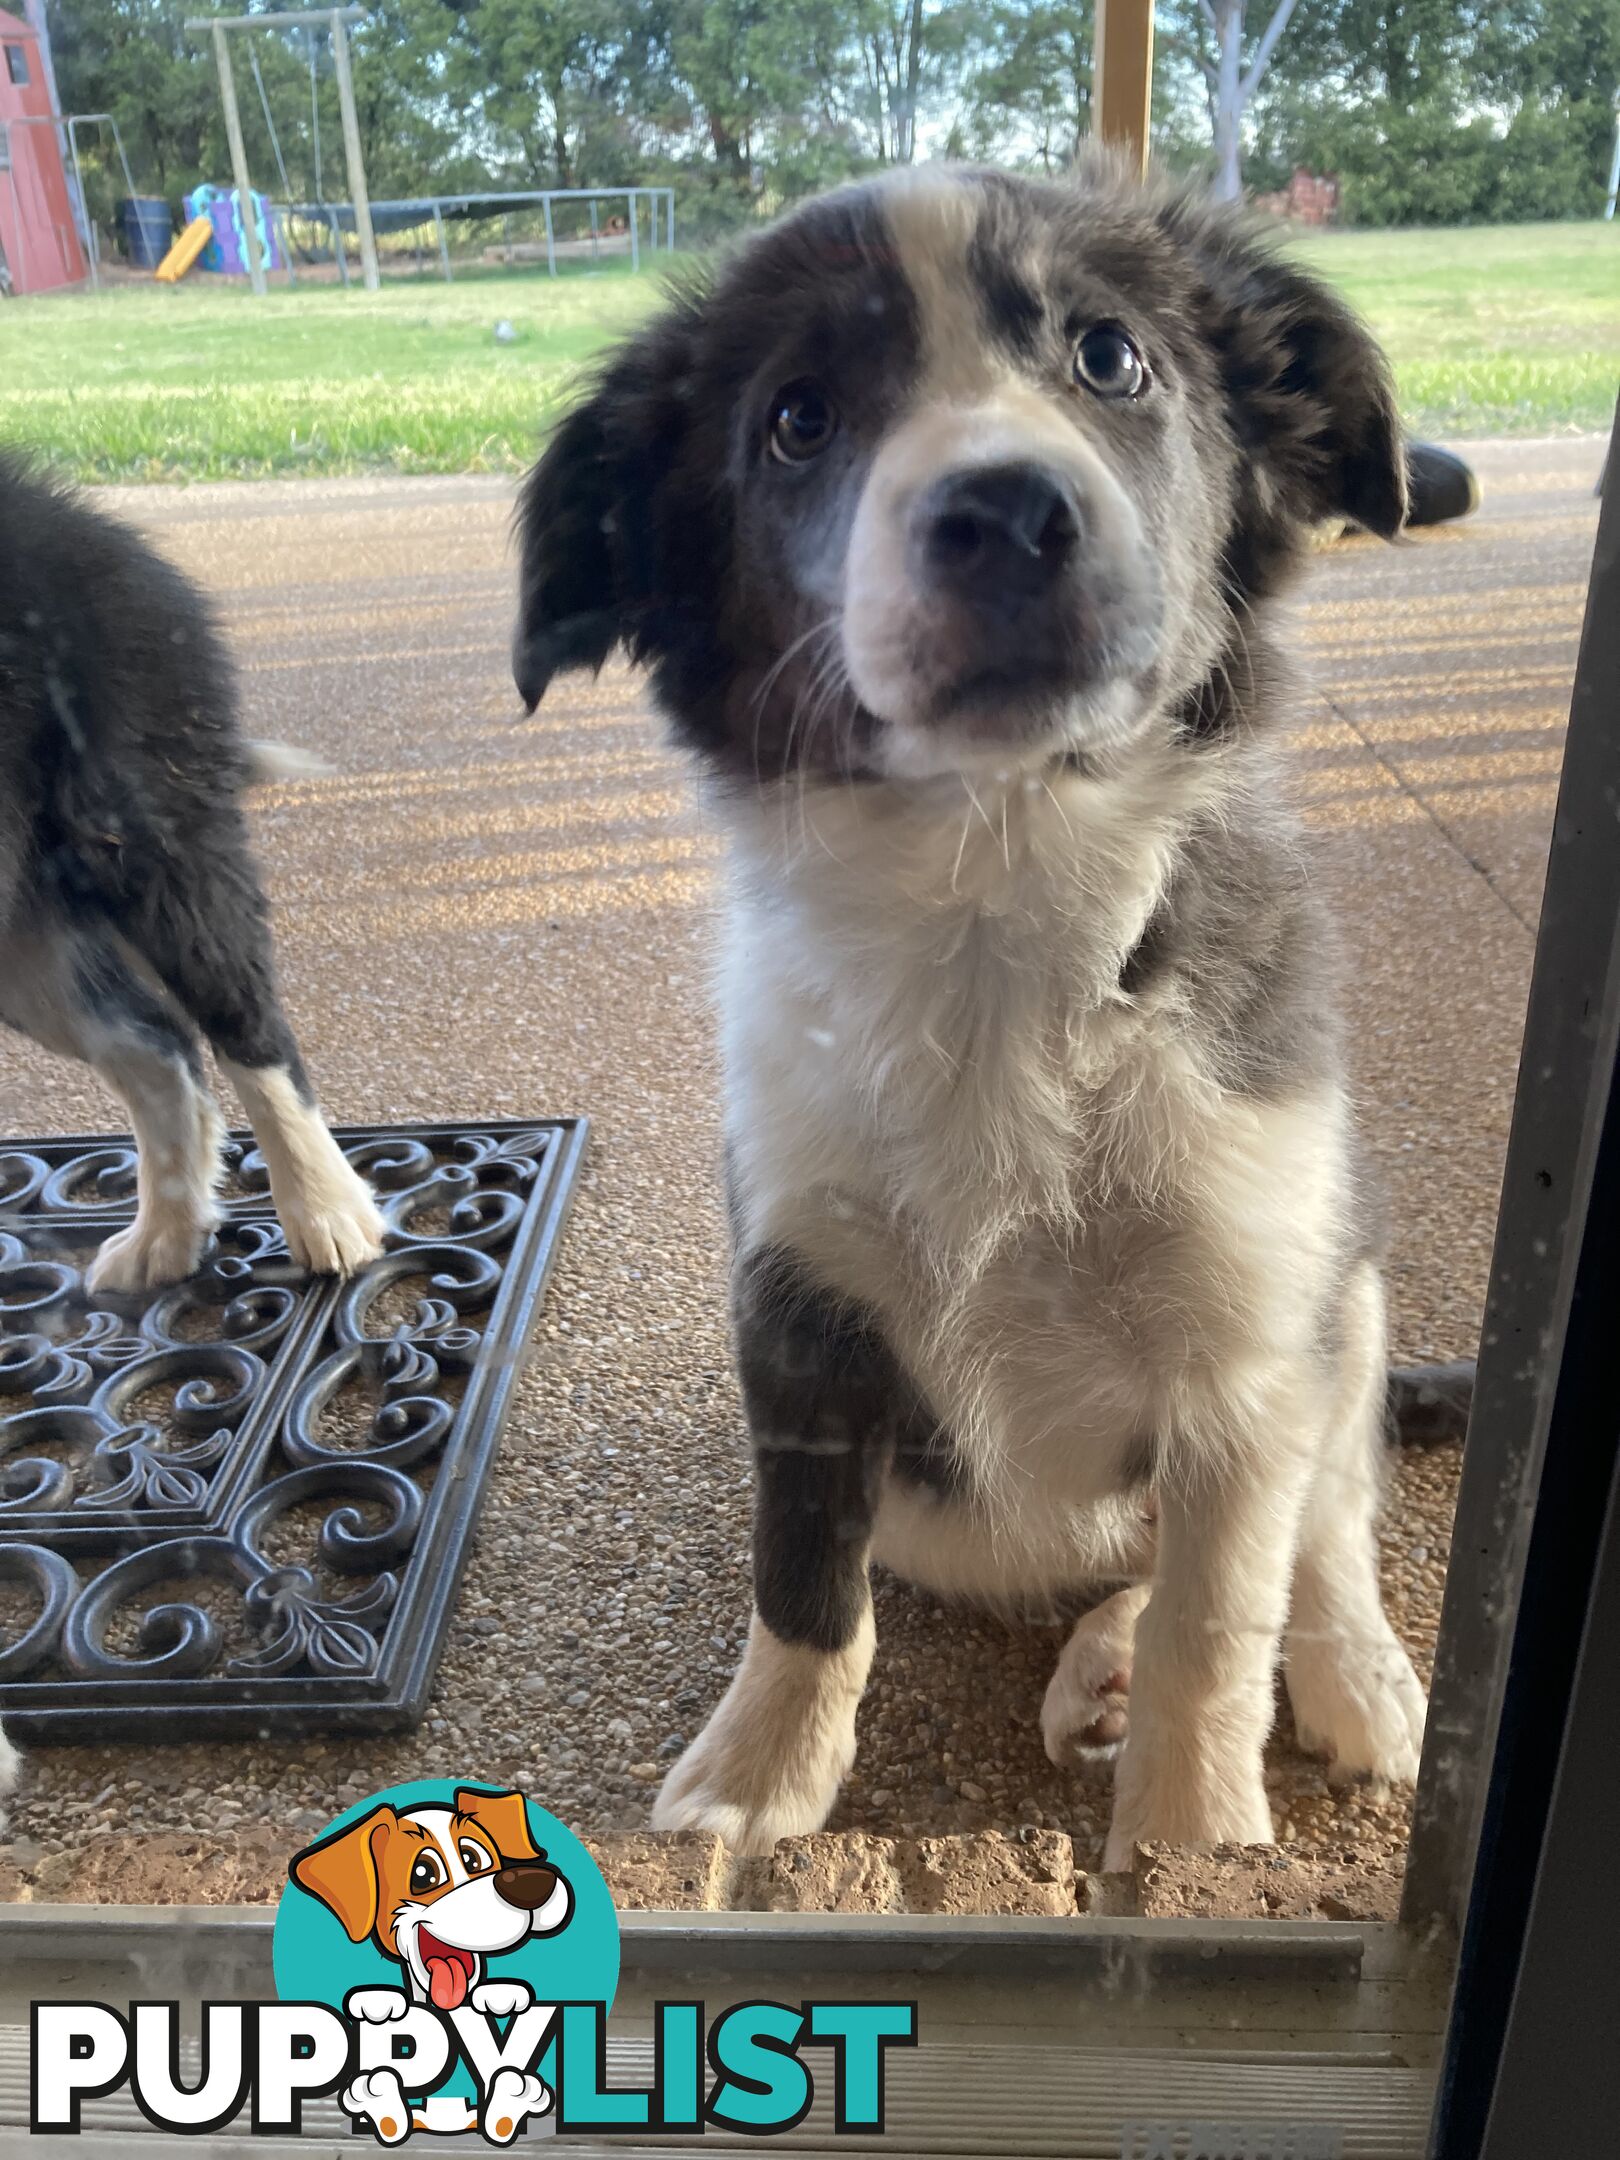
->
xmin=290 ymin=1784 xmax=573 ymax=2144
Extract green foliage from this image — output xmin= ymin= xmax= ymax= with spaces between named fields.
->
xmin=45 ymin=0 xmax=1620 ymax=231
xmin=961 ymin=0 xmax=1091 ymax=167
xmin=49 ymin=0 xmax=223 ymax=207
xmin=444 ymin=0 xmax=642 ymax=185
xmin=1254 ymin=83 xmax=1619 ymax=224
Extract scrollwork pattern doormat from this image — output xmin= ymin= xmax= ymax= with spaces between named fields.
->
xmin=0 ymin=1118 xmax=587 ymax=1740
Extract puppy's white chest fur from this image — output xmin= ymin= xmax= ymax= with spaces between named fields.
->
xmin=718 ymin=763 xmax=1345 ymax=1512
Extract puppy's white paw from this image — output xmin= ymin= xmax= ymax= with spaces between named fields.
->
xmin=1102 ymin=1773 xmax=1275 ymax=1873
xmin=1043 ymin=1664 xmax=1131 ymax=1767
xmin=279 ymin=1167 xmax=386 ymax=1279
xmin=1041 ymin=1588 xmax=1148 ymax=1769
xmin=1103 ymin=1701 xmax=1275 ymax=1870
xmin=280 ymin=1166 xmax=388 ymax=1278
xmin=470 ymin=1978 xmax=533 ymax=2019
xmin=344 ymin=1987 xmax=411 ymax=2025
xmin=1286 ymin=1625 xmax=1427 ymax=1787
xmin=87 ymin=1214 xmax=212 ymax=1294
xmin=482 ymin=2067 xmax=551 ymax=2144
xmin=653 ymin=1618 xmax=868 ymax=1855
xmin=341 ymin=2068 xmax=411 ymax=2144
xmin=651 ymin=1697 xmax=854 ymax=1857
xmin=224 ymin=1065 xmax=385 ymax=1277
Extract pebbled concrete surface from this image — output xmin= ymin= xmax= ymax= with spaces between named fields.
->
xmin=0 ymin=437 xmax=1602 ymax=1885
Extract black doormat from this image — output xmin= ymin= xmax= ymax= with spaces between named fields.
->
xmin=0 ymin=1117 xmax=587 ymax=1741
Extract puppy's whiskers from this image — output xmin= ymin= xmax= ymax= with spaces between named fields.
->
xmin=747 ymin=615 xmax=838 ymax=800
xmin=791 ymin=647 xmax=859 ymax=866
xmin=948 ymin=794 xmax=975 ymax=895
xmin=1039 ymin=774 xmax=1076 ymax=844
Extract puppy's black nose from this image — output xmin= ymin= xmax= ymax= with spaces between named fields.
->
xmin=494 ymin=1862 xmax=561 ymax=1910
xmin=920 ymin=463 xmax=1081 ymax=596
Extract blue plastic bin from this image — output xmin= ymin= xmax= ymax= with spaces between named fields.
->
xmin=119 ymin=197 xmax=174 ymax=270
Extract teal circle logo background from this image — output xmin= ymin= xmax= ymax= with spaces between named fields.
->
xmin=272 ymin=1780 xmax=620 ymax=2034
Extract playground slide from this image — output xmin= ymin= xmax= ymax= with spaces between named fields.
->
xmin=154 ymin=216 xmax=214 ymax=284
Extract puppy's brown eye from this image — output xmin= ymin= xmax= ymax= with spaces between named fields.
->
xmin=1073 ymin=326 xmax=1146 ymax=400
xmin=768 ymin=381 xmax=838 ymax=464
xmin=409 ymin=1852 xmax=445 ymax=1895
xmin=458 ymin=1840 xmax=491 ymax=1874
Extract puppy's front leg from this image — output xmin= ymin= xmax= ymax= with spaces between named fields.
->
xmin=1103 ymin=1397 xmax=1316 ymax=1871
xmin=653 ymin=1248 xmax=899 ymax=1855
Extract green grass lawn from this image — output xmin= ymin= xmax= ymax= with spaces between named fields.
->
xmin=1288 ymin=221 xmax=1618 ymax=441
xmin=0 ymin=258 xmax=672 ymax=483
xmin=1 ymin=221 xmax=1613 ymax=483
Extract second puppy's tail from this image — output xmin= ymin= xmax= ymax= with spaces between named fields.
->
xmin=243 ymin=738 xmax=333 ymax=785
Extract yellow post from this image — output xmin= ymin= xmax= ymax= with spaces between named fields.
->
xmin=1094 ymin=0 xmax=1155 ymax=177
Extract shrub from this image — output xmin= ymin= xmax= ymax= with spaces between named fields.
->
xmin=1281 ymin=92 xmax=1616 ymax=225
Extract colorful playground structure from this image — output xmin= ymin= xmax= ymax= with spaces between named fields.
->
xmin=0 ymin=7 xmax=84 ymax=294
xmin=155 ymin=189 xmax=285 ymax=283
xmin=178 ymin=181 xmax=284 ymax=275
xmin=0 ymin=6 xmax=145 ymax=295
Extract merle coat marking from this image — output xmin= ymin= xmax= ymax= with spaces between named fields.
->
xmin=513 ymin=158 xmax=1431 ymax=1861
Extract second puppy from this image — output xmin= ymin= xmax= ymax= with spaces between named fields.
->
xmin=0 ymin=454 xmax=385 ymax=1290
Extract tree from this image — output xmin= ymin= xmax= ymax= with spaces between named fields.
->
xmin=853 ymin=0 xmax=970 ymax=163
xmin=1241 ymin=0 xmax=1620 ymax=220
xmin=346 ymin=0 xmax=478 ymax=197
xmin=964 ymin=0 xmax=1092 ymax=170
xmin=1164 ymin=0 xmax=1306 ymax=198
xmin=860 ymin=0 xmax=924 ymax=161
xmin=1327 ymin=0 xmax=1458 ymax=103
xmin=51 ymin=0 xmax=223 ymax=204
xmin=444 ymin=0 xmax=635 ymax=186
xmin=1470 ymin=0 xmax=1620 ymax=106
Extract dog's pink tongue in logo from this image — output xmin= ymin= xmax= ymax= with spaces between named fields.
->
xmin=421 ymin=1933 xmax=473 ymax=2010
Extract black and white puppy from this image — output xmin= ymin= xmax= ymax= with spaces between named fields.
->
xmin=0 ymin=454 xmax=385 ymax=1293
xmin=514 ymin=159 xmax=1429 ymax=1865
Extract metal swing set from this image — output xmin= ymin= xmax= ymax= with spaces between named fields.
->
xmin=185 ymin=5 xmax=379 ymax=295
xmin=190 ymin=6 xmax=676 ymax=300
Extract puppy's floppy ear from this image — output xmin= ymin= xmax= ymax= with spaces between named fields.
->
xmin=513 ymin=299 xmax=703 ymax=714
xmin=453 ymin=1785 xmax=540 ymax=1864
xmin=1162 ymin=205 xmax=1406 ymax=581
xmin=512 ymin=399 xmax=622 ymax=712
xmin=289 ymin=1804 xmax=395 ymax=1942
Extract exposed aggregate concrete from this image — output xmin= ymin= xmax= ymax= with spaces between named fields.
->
xmin=0 ymin=440 xmax=1597 ymax=1903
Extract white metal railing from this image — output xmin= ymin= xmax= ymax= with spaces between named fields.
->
xmin=281 ymin=185 xmax=678 ymax=285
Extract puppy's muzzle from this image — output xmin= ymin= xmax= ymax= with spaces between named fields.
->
xmin=909 ymin=458 xmax=1114 ymax=726
xmin=918 ymin=461 xmax=1081 ymax=605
